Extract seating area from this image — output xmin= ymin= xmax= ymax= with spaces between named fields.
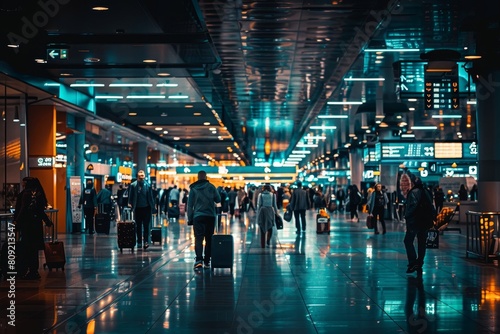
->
xmin=1 ymin=210 xmax=499 ymax=333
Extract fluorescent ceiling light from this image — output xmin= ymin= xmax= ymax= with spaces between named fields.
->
xmin=467 ymin=100 xmax=476 ymax=105
xmin=156 ymin=83 xmax=179 ymax=87
xmin=344 ymin=78 xmax=385 ymax=81
xmin=411 ymin=125 xmax=438 ymax=130
xmin=95 ymin=95 xmax=123 ymax=99
xmin=310 ymin=126 xmax=337 ymax=130
xmin=70 ymin=83 xmax=105 ymax=87
xmin=126 ymin=95 xmax=165 ymax=99
xmin=292 ymin=150 xmax=311 ymax=154
xmin=431 ymin=115 xmax=462 ymax=119
xmin=109 ymin=83 xmax=153 ymax=87
xmin=317 ymin=115 xmax=348 ymax=119
xmin=287 ymin=157 xmax=303 ymax=161
xmin=168 ymin=95 xmax=189 ymax=99
xmin=296 ymin=143 xmax=318 ymax=148
xmin=327 ymin=101 xmax=363 ymax=105
xmin=364 ymin=48 xmax=420 ymax=52
xmin=44 ymin=83 xmax=60 ymax=86
xmin=289 ymin=154 xmax=306 ymax=158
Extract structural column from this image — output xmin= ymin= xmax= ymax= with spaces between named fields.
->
xmin=475 ymin=70 xmax=500 ymax=212
xmin=349 ymin=147 xmax=363 ymax=189
xmin=133 ymin=142 xmax=148 ymax=177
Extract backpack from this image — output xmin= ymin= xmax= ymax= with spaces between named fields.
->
xmin=415 ymin=188 xmax=436 ymax=229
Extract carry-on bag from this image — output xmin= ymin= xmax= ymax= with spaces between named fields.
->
xmin=95 ymin=208 xmax=111 ymax=234
xmin=151 ymin=224 xmax=162 ymax=245
xmin=316 ymin=208 xmax=331 ymax=234
xmin=43 ymin=224 xmax=66 ymax=271
xmin=211 ymin=213 xmax=233 ymax=273
xmin=118 ymin=208 xmax=136 ymax=253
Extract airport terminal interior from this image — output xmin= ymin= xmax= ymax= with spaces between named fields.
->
xmin=1 ymin=0 xmax=500 ymax=333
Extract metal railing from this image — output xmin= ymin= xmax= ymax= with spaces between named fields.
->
xmin=466 ymin=211 xmax=500 ymax=263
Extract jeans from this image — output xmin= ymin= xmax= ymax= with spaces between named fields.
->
xmin=294 ymin=209 xmax=306 ymax=231
xmin=193 ymin=215 xmax=216 ymax=263
xmin=135 ymin=206 xmax=152 ymax=245
xmin=404 ymin=227 xmax=428 ymax=267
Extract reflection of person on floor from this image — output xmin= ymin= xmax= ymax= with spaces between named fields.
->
xmin=405 ymin=276 xmax=428 ymax=333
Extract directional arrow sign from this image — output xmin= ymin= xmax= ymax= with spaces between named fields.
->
xmin=47 ymin=48 xmax=68 ymax=60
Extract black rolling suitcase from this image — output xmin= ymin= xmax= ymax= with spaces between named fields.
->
xmin=95 ymin=204 xmax=111 ymax=234
xmin=151 ymin=226 xmax=162 ymax=245
xmin=118 ymin=208 xmax=136 ymax=253
xmin=211 ymin=214 xmax=233 ymax=273
xmin=43 ymin=222 xmax=66 ymax=271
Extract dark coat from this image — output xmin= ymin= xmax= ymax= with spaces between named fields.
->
xmin=405 ymin=186 xmax=433 ymax=230
xmin=16 ymin=190 xmax=52 ymax=250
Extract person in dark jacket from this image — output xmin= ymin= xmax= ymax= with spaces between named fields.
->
xmin=79 ymin=179 xmax=97 ymax=234
xmin=367 ymin=183 xmax=389 ymax=234
xmin=16 ymin=177 xmax=53 ymax=280
xmin=404 ymin=175 xmax=434 ymax=275
xmin=128 ymin=170 xmax=155 ymax=250
xmin=188 ymin=170 xmax=221 ymax=269
xmin=289 ymin=181 xmax=310 ymax=233
xmin=458 ymin=184 xmax=468 ymax=201
xmin=433 ymin=186 xmax=445 ymax=214
xmin=97 ymin=185 xmax=112 ymax=214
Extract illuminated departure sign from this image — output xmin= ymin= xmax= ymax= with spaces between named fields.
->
xmin=424 ymin=64 xmax=460 ymax=110
xmin=380 ymin=141 xmax=478 ymax=162
xmin=381 ymin=142 xmax=434 ymax=160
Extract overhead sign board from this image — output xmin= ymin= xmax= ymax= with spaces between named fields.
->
xmin=47 ymin=48 xmax=68 ymax=60
xmin=381 ymin=142 xmax=434 ymax=160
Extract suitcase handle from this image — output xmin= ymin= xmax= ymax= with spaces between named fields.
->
xmin=216 ymin=214 xmax=228 ymax=234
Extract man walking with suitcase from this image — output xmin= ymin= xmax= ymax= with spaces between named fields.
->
xmin=187 ymin=170 xmax=221 ymax=269
xmin=128 ymin=170 xmax=155 ymax=250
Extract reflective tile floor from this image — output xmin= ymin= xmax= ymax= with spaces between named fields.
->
xmin=1 ymin=210 xmax=499 ymax=334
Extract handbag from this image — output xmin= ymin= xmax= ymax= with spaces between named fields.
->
xmin=275 ymin=213 xmax=283 ymax=229
xmin=283 ymin=209 xmax=292 ymax=222
xmin=366 ymin=215 xmax=374 ymax=229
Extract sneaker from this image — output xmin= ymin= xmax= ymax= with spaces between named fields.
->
xmin=203 ymin=262 xmax=210 ymax=269
xmin=193 ymin=260 xmax=203 ymax=270
xmin=143 ymin=243 xmax=149 ymax=250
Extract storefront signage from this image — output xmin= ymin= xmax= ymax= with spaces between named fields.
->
xmin=29 ymin=156 xmax=54 ymax=168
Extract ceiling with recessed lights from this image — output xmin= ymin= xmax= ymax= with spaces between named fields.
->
xmin=0 ymin=0 xmax=497 ymax=168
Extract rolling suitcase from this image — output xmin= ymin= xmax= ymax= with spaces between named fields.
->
xmin=316 ymin=208 xmax=331 ymax=234
xmin=211 ymin=214 xmax=233 ymax=273
xmin=95 ymin=213 xmax=111 ymax=234
xmin=151 ymin=226 xmax=162 ymax=245
xmin=118 ymin=208 xmax=136 ymax=253
xmin=43 ymin=224 xmax=66 ymax=271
